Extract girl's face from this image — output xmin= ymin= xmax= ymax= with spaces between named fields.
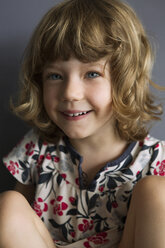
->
xmin=42 ymin=56 xmax=114 ymax=140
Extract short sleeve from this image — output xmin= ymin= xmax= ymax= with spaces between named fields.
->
xmin=2 ymin=129 xmax=41 ymax=185
xmin=149 ymin=140 xmax=165 ymax=176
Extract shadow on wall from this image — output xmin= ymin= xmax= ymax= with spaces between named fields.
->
xmin=0 ymin=42 xmax=29 ymax=193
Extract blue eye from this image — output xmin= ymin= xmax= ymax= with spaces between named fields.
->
xmin=48 ymin=73 xmax=62 ymax=80
xmin=87 ymin=72 xmax=100 ymax=78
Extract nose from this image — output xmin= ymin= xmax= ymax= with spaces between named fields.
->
xmin=62 ymin=76 xmax=84 ymax=101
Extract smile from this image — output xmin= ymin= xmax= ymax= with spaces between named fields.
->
xmin=64 ymin=111 xmax=90 ymax=117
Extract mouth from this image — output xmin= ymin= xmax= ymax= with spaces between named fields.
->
xmin=63 ymin=111 xmax=91 ymax=117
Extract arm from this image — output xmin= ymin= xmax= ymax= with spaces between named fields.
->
xmin=14 ymin=181 xmax=35 ymax=205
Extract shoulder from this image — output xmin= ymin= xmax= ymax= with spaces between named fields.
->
xmin=4 ymin=129 xmax=41 ymax=159
xmin=3 ymin=129 xmax=63 ymax=165
xmin=3 ymin=129 xmax=60 ymax=162
xmin=143 ymin=135 xmax=165 ymax=156
xmin=2 ymin=129 xmax=59 ymax=184
xmin=3 ymin=129 xmax=48 ymax=171
xmin=143 ymin=135 xmax=165 ymax=175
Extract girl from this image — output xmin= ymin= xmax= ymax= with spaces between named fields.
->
xmin=0 ymin=0 xmax=165 ymax=247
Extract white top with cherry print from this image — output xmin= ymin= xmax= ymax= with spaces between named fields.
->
xmin=3 ymin=130 xmax=165 ymax=248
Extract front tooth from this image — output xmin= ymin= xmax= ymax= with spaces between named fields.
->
xmin=74 ymin=113 xmax=80 ymax=116
xmin=67 ymin=113 xmax=74 ymax=117
xmin=66 ymin=111 xmax=87 ymax=117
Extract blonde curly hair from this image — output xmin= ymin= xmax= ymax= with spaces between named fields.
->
xmin=13 ymin=0 xmax=163 ymax=142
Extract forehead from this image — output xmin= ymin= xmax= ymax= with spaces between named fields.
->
xmin=44 ymin=56 xmax=109 ymax=70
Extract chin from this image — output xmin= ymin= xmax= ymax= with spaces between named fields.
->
xmin=64 ymin=131 xmax=88 ymax=140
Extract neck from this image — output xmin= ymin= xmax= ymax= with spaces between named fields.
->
xmin=69 ymin=130 xmax=129 ymax=185
xmin=69 ymin=129 xmax=128 ymax=163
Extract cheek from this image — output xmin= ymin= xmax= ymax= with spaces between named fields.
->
xmin=90 ymin=84 xmax=112 ymax=107
xmin=43 ymin=88 xmax=57 ymax=111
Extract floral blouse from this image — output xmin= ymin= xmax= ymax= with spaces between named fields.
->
xmin=3 ymin=130 xmax=165 ymax=248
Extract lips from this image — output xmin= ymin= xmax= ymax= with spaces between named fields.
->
xmin=61 ymin=110 xmax=92 ymax=120
xmin=63 ymin=111 xmax=90 ymax=117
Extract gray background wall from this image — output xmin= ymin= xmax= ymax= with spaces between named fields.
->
xmin=0 ymin=0 xmax=165 ymax=192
